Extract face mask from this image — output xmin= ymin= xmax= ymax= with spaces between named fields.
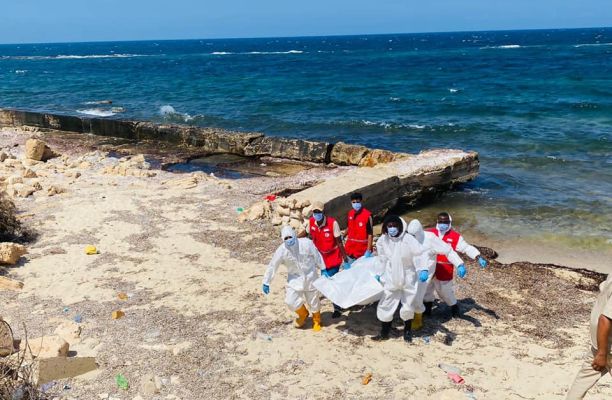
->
xmin=284 ymin=237 xmax=297 ymax=247
xmin=313 ymin=212 xmax=323 ymax=222
xmin=437 ymin=223 xmax=450 ymax=233
xmin=351 ymin=202 xmax=362 ymax=211
xmin=387 ymin=227 xmax=399 ymax=237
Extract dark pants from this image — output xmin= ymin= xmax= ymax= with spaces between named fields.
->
xmin=326 ymin=266 xmax=343 ymax=312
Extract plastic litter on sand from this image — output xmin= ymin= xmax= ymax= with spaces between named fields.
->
xmin=115 ymin=374 xmax=129 ymax=390
xmin=256 ymin=332 xmax=272 ymax=341
xmin=361 ymin=372 xmax=373 ymax=385
xmin=438 ymin=363 xmax=462 ymax=375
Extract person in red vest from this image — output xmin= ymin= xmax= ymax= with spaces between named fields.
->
xmin=344 ymin=192 xmax=374 ymax=260
xmin=424 ymin=212 xmax=488 ymax=317
xmin=307 ymin=201 xmax=350 ymax=318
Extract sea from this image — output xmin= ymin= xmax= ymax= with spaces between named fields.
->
xmin=0 ymin=28 xmax=611 ymax=256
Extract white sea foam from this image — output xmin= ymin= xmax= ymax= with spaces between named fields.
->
xmin=77 ymin=108 xmax=115 ymax=117
xmin=389 ymin=97 xmax=401 ymax=102
xmin=14 ymin=70 xmax=27 ymax=74
xmin=360 ymin=120 xmax=427 ymax=130
xmin=574 ymin=42 xmax=612 ymax=48
xmin=210 ymin=50 xmax=304 ymax=55
xmin=449 ymin=88 xmax=459 ymax=93
xmin=159 ymin=105 xmax=193 ymax=121
xmin=84 ymin=100 xmax=113 ymax=105
xmin=480 ymin=44 xmax=521 ymax=49
xmin=2 ymin=54 xmax=149 ymax=61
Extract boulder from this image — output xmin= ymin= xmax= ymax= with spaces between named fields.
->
xmin=26 ymin=335 xmax=69 ymax=358
xmin=0 ymin=152 xmax=8 ymax=162
xmin=330 ymin=142 xmax=370 ymax=166
xmin=358 ymin=149 xmax=401 ymax=167
xmin=244 ymin=136 xmax=330 ymax=163
xmin=47 ymin=185 xmax=65 ymax=196
xmin=238 ymin=201 xmax=272 ymax=222
xmin=25 ymin=139 xmax=46 ymax=161
xmin=276 ymin=206 xmax=290 ymax=217
xmin=23 ymin=168 xmax=37 ymax=178
xmin=0 ymin=243 xmax=27 ymax=265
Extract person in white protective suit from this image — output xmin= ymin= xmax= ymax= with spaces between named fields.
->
xmin=423 ymin=212 xmax=488 ymax=317
xmin=406 ymin=219 xmax=465 ymax=330
xmin=262 ymin=226 xmax=326 ymax=331
xmin=372 ymin=215 xmax=428 ymax=342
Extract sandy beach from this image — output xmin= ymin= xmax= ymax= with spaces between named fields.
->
xmin=1 ymin=126 xmax=611 ymax=400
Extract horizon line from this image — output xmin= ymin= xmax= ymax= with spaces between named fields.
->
xmin=0 ymin=25 xmax=610 ymax=46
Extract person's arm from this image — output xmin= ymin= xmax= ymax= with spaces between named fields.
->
xmin=333 ymin=220 xmax=349 ymax=262
xmin=455 ymin=235 xmax=481 ymax=260
xmin=433 ymin=236 xmax=463 ymax=268
xmin=366 ymin=216 xmax=374 ymax=253
xmin=262 ymin=246 xmax=283 ymax=286
xmin=592 ymin=313 xmax=612 ymax=371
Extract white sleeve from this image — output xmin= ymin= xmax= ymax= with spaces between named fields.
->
xmin=406 ymin=236 xmax=428 ymax=270
xmin=263 ymin=246 xmax=284 ymax=285
xmin=455 ymin=235 xmax=480 ymax=259
xmin=432 ymin=236 xmax=464 ymax=267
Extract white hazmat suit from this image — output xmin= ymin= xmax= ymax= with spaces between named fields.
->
xmin=374 ymin=218 xmax=428 ymax=322
xmin=407 ymin=219 xmax=464 ymax=312
xmin=263 ymin=226 xmax=325 ymax=312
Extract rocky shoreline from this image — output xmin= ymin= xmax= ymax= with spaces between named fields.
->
xmin=0 ymin=124 xmax=609 ymax=399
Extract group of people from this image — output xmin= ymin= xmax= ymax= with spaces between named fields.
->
xmin=262 ymin=192 xmax=488 ymax=342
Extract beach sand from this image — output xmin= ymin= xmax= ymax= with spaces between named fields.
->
xmin=1 ymin=127 xmax=611 ymax=399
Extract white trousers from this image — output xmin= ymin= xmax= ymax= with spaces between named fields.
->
xmin=285 ymin=287 xmax=321 ymax=312
xmin=424 ymin=278 xmax=457 ymax=306
xmin=412 ymin=279 xmax=432 ymax=313
xmin=377 ymin=289 xmax=416 ymax=322
xmin=566 ymin=347 xmax=612 ymax=400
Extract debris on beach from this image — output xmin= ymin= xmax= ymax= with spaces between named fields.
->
xmin=111 ymin=310 xmax=125 ymax=320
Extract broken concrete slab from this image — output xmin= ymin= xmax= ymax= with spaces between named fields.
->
xmin=36 ymin=356 xmax=98 ymax=384
xmin=330 ymin=142 xmax=370 ymax=166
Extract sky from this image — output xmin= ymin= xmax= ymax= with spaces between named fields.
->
xmin=1 ymin=0 xmax=611 ymax=44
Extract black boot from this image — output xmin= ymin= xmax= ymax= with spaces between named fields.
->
xmin=332 ymin=304 xmax=343 ymax=319
xmin=403 ymin=320 xmax=413 ymax=342
xmin=424 ymin=301 xmax=433 ymax=316
xmin=451 ymin=304 xmax=460 ymax=318
xmin=371 ymin=321 xmax=392 ymax=341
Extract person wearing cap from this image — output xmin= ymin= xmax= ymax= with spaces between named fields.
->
xmin=344 ymin=192 xmax=374 ymax=261
xmin=262 ymin=226 xmax=326 ymax=332
xmin=566 ymin=274 xmax=612 ymax=399
xmin=307 ymin=201 xmax=350 ymax=318
xmin=424 ymin=212 xmax=488 ymax=317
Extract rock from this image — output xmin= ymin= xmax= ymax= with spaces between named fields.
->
xmin=37 ymin=356 xmax=97 ymax=384
xmin=65 ymin=171 xmax=81 ymax=179
xmin=244 ymin=136 xmax=330 ymax=163
xmin=330 ymin=142 xmax=370 ymax=166
xmin=162 ymin=176 xmax=199 ymax=189
xmin=170 ymin=376 xmax=180 ymax=385
xmin=32 ymin=181 xmax=42 ymax=191
xmin=22 ymin=168 xmax=37 ymax=178
xmin=301 ymin=199 xmax=311 ymax=207
xmin=289 ymin=218 xmax=302 ymax=231
xmin=7 ymin=175 xmax=22 ymax=185
xmin=25 ymin=139 xmax=46 ymax=161
xmin=54 ymin=321 xmax=82 ymax=343
xmin=281 ymin=216 xmax=290 ymax=224
xmin=358 ymin=149 xmax=400 ymax=167
xmin=289 ymin=210 xmax=302 ymax=220
xmin=0 ymin=243 xmax=27 ymax=265
xmin=16 ymin=184 xmax=36 ymax=198
xmin=238 ymin=201 xmax=271 ymax=222
xmin=302 ymin=205 xmax=313 ymax=218
xmin=277 ymin=198 xmax=289 ymax=207
xmin=276 ymin=206 xmax=290 ymax=217
xmin=0 ymin=152 xmax=8 ymax=162
xmin=140 ymin=374 xmax=159 ymax=395
xmin=79 ymin=161 xmax=92 ymax=169
xmin=47 ymin=185 xmax=65 ymax=196
xmin=23 ymin=159 xmax=41 ymax=167
xmin=271 ymin=216 xmax=282 ymax=226
xmin=3 ymin=158 xmax=23 ymax=168
xmin=26 ymin=335 xmax=69 ymax=358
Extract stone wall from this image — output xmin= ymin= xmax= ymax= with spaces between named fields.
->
xmin=0 ymin=108 xmax=415 ymax=166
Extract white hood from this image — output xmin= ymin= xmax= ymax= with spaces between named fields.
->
xmin=407 ymin=219 xmax=425 ymax=244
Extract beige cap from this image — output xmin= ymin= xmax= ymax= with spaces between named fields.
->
xmin=311 ymin=201 xmax=324 ymax=212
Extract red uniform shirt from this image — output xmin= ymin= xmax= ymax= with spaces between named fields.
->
xmin=345 ymin=208 xmax=372 ymax=258
xmin=309 ymin=216 xmax=343 ymax=269
xmin=426 ymin=228 xmax=461 ymax=281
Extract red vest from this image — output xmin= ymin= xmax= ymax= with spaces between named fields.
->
xmin=426 ymin=228 xmax=461 ymax=281
xmin=345 ymin=208 xmax=371 ymax=258
xmin=310 ymin=216 xmax=343 ymax=269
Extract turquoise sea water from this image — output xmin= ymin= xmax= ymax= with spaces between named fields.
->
xmin=0 ymin=28 xmax=610 ymax=249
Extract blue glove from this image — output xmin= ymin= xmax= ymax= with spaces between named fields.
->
xmin=364 ymin=250 xmax=373 ymax=258
xmin=262 ymin=284 xmax=270 ymax=295
xmin=478 ymin=256 xmax=488 ymax=268
xmin=321 ymin=269 xmax=331 ymax=278
xmin=342 ymin=261 xmax=351 ymax=271
xmin=375 ymin=275 xmax=381 ymax=282
xmin=418 ymin=270 xmax=429 ymax=282
xmin=457 ymin=264 xmax=467 ymax=279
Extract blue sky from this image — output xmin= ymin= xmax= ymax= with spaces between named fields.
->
xmin=1 ymin=0 xmax=611 ymax=44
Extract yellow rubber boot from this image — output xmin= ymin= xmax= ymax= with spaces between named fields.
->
xmin=411 ymin=313 xmax=423 ymax=331
xmin=295 ymin=305 xmax=309 ymax=328
xmin=312 ymin=311 xmax=322 ymax=332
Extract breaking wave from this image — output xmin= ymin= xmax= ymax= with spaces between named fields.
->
xmin=574 ymin=42 xmax=612 ymax=48
xmin=76 ymin=108 xmax=116 ymax=117
xmin=480 ymin=44 xmax=521 ymax=49
xmin=159 ymin=105 xmax=194 ymax=122
xmin=210 ymin=50 xmax=304 ymax=55
xmin=1 ymin=54 xmax=149 ymax=60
